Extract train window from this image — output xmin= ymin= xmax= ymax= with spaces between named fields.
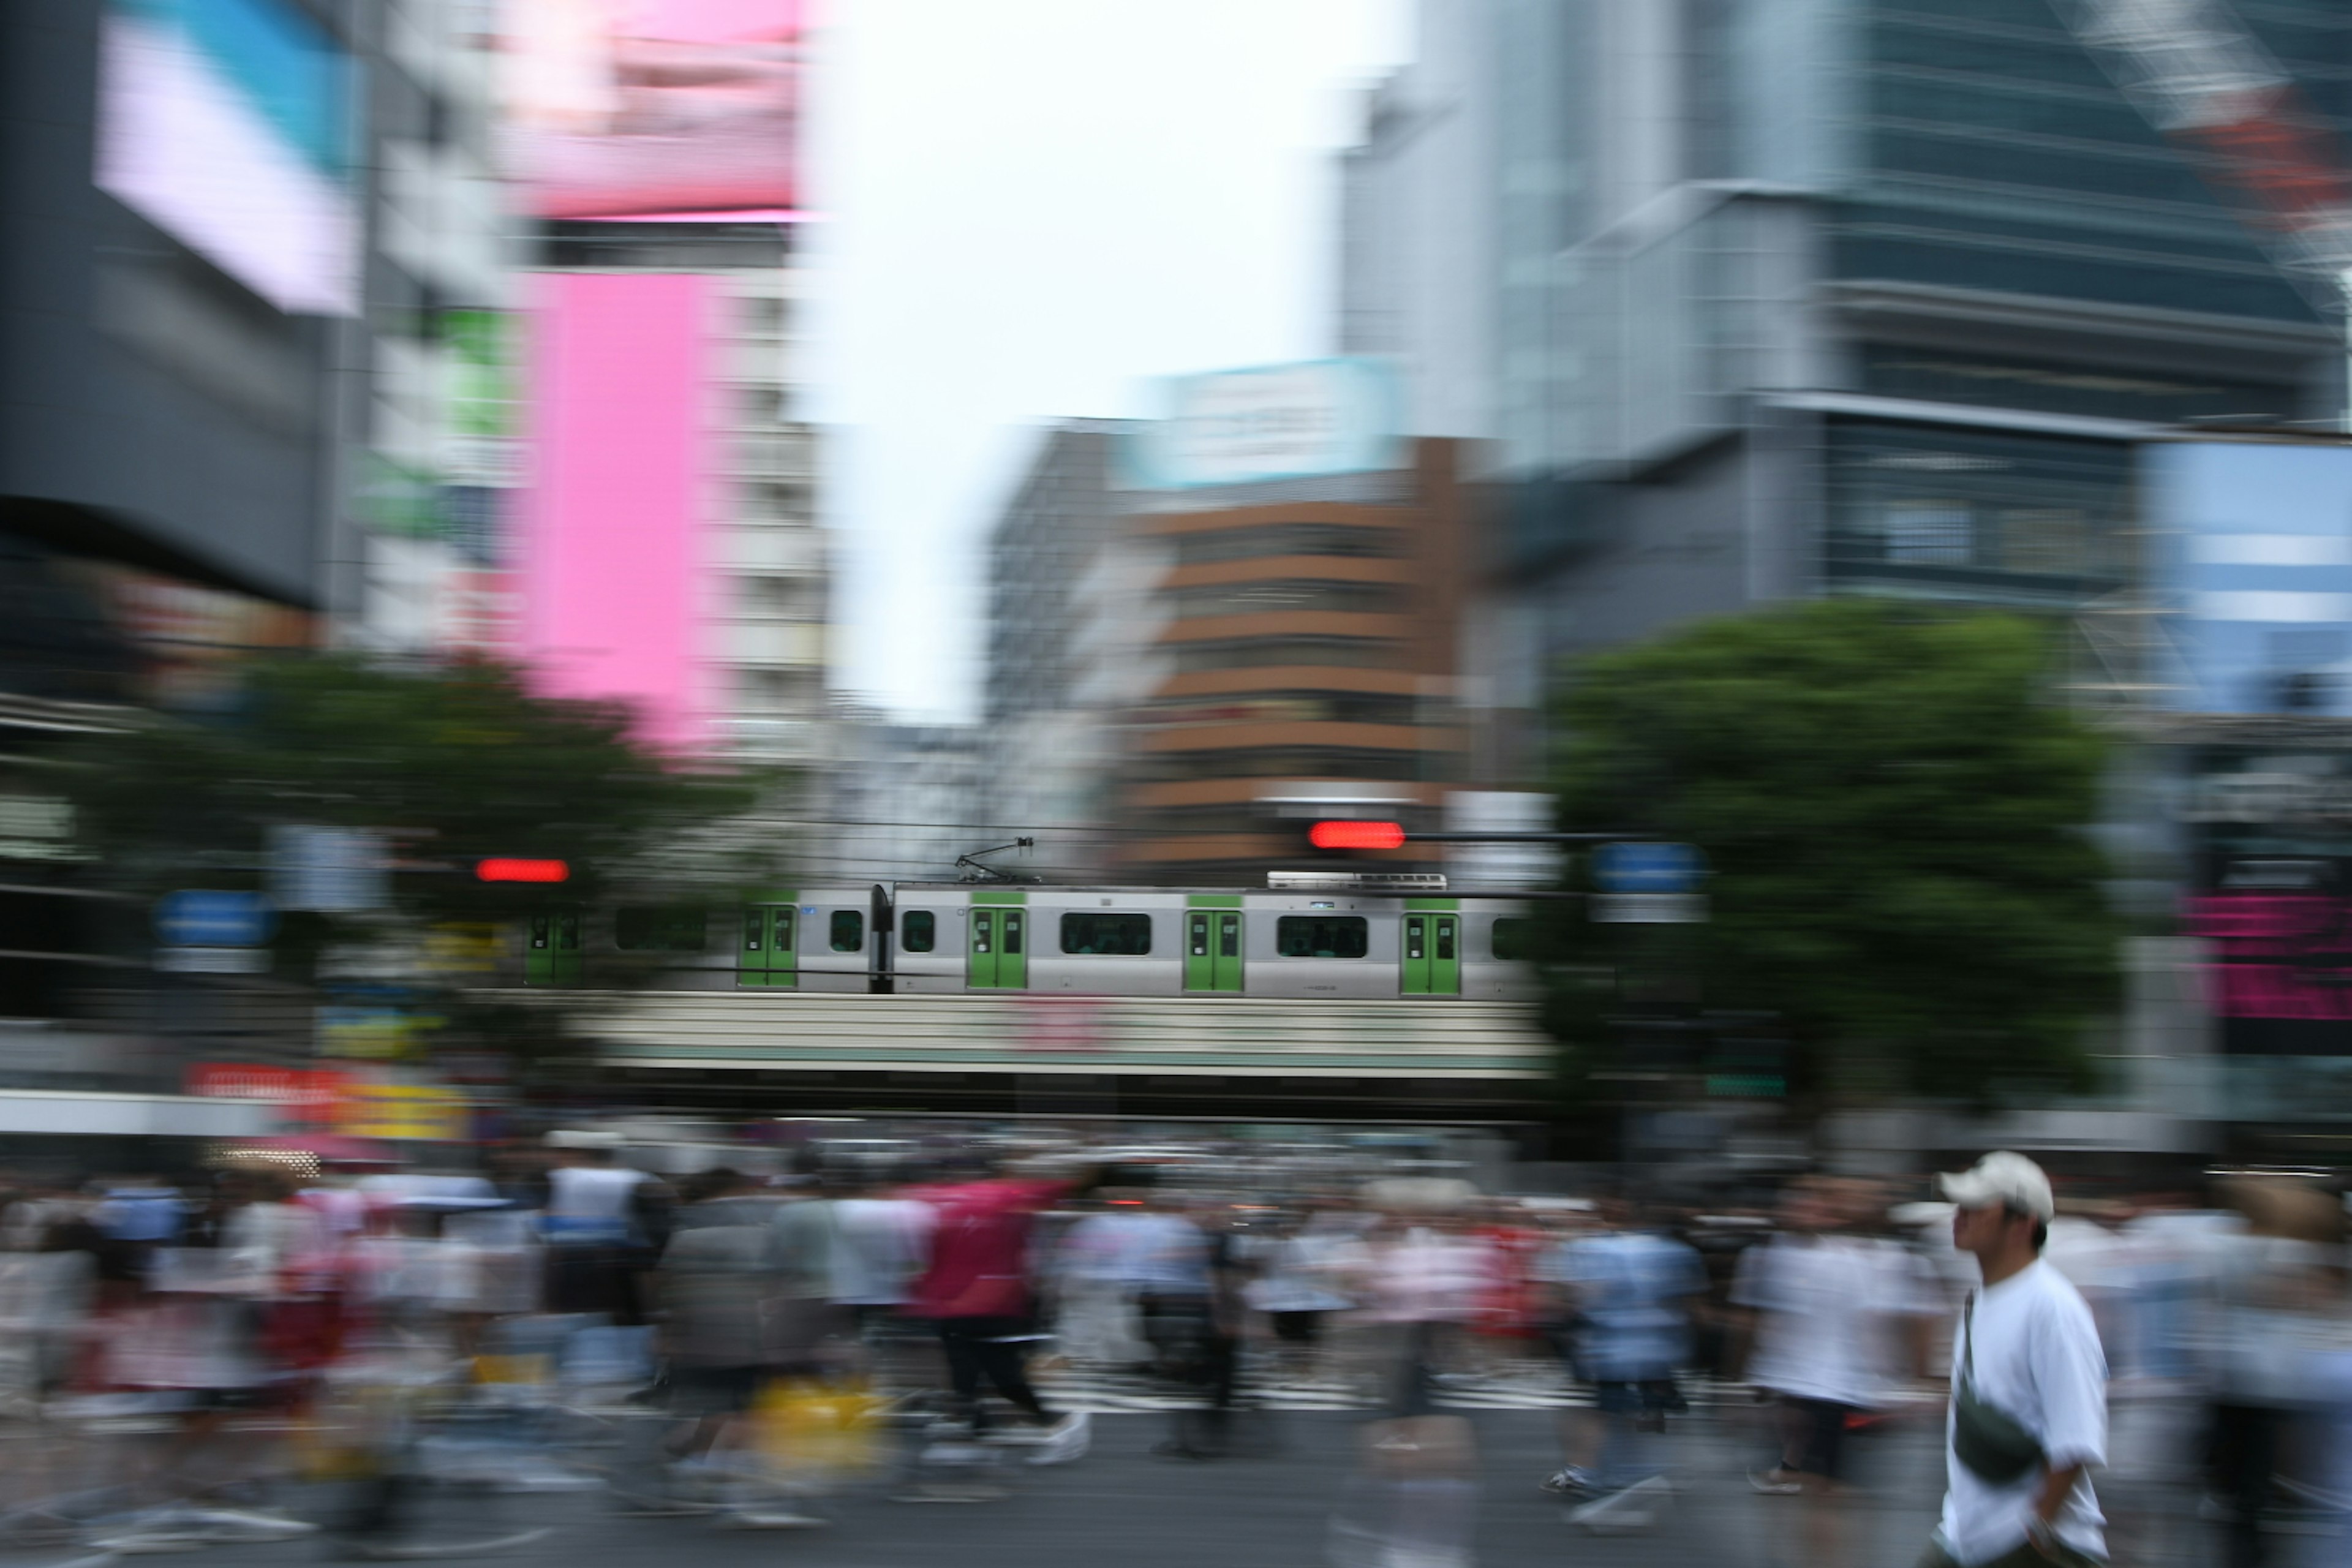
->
xmin=901 ymin=910 xmax=936 ymax=953
xmin=616 ymin=906 xmax=708 ymax=951
xmin=554 ymin=912 xmax=581 ymax=950
xmin=1491 ymin=918 xmax=1535 ymax=963
xmin=1004 ymin=912 xmax=1024 ymax=954
xmin=1060 ymin=913 xmax=1151 ymax=956
xmin=829 ymin=910 xmax=865 ymax=952
xmin=1275 ymin=916 xmax=1368 ymax=959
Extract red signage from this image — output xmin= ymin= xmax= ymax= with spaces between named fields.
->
xmin=185 ymin=1063 xmax=347 ymax=1124
xmin=475 ymin=858 xmax=570 ymax=883
xmin=1310 ymin=820 xmax=1407 ymax=851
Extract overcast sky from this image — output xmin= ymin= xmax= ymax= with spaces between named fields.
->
xmin=807 ymin=0 xmax=1414 ymax=721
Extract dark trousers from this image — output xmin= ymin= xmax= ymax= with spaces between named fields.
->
xmin=937 ymin=1316 xmax=1047 ymax=1430
xmin=2208 ymin=1403 xmax=2284 ymax=1568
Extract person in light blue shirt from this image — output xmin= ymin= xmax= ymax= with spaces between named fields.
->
xmin=1536 ymin=1200 xmax=1706 ymax=1513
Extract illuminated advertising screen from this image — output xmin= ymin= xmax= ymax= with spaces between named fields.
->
xmin=501 ymin=0 xmax=804 ymax=221
xmin=2147 ymin=439 xmax=2352 ymax=716
xmin=95 ymin=0 xmax=358 ymax=315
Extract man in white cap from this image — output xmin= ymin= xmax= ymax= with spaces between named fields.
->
xmin=1923 ymin=1152 xmax=2108 ymax=1568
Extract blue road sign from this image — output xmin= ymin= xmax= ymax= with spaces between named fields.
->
xmin=154 ymin=890 xmax=275 ymax=948
xmin=1591 ymin=841 xmax=1705 ymax=895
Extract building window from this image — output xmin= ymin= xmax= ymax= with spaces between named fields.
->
xmin=1275 ymin=916 xmax=1369 ymax=959
xmin=616 ymin=906 xmax=708 ymax=952
xmin=1882 ymin=500 xmax=1973 ymax=564
xmin=901 ymin=910 xmax=936 ymax=953
xmin=830 ymin=910 xmax=864 ymax=952
xmin=1172 ymin=639 xmax=1409 ymax=673
xmin=1172 ymin=581 xmax=1404 ymax=617
xmin=1060 ymin=913 xmax=1152 ymax=956
xmin=1173 ymin=524 xmax=1404 ymax=565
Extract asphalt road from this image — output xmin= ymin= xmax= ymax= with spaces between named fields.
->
xmin=1 ymin=1402 xmax=2239 ymax=1568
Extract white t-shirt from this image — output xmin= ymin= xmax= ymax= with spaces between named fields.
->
xmin=1733 ymin=1234 xmax=1936 ymax=1408
xmin=546 ymin=1165 xmax=645 ymax=1238
xmin=831 ymin=1197 xmax=936 ymax=1306
xmin=1939 ymin=1259 xmax=2109 ymax=1566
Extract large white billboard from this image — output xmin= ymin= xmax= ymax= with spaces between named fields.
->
xmin=1125 ymin=358 xmax=1402 ymax=491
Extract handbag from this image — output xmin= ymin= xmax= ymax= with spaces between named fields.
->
xmin=1953 ymin=1292 xmax=2046 ymax=1485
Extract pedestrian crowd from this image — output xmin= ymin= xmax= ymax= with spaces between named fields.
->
xmin=0 ymin=1136 xmax=2346 ymax=1566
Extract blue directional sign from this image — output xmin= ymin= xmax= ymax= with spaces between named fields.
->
xmin=154 ymin=890 xmax=275 ymax=948
xmin=1591 ymin=841 xmax=1706 ymax=895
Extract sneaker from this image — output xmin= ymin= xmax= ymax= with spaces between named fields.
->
xmin=1022 ymin=1410 xmax=1091 ymax=1466
xmin=1541 ymin=1466 xmax=1599 ymax=1496
xmin=1569 ymin=1474 xmax=1672 ymax=1535
xmin=181 ymin=1505 xmax=322 ymax=1542
xmin=919 ymin=1439 xmax=993 ymax=1468
xmin=1748 ymin=1467 xmax=1805 ymax=1495
xmin=89 ymin=1518 xmax=211 ymax=1555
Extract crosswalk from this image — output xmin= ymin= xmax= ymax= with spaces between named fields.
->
xmin=1031 ymin=1360 xmax=1595 ymax=1414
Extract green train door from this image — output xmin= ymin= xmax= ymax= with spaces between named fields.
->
xmin=525 ymin=907 xmax=583 ymax=986
xmin=967 ymin=894 xmax=1028 ymax=990
xmin=737 ymin=903 xmax=799 ymax=989
xmin=1184 ymin=897 xmax=1243 ymax=992
xmin=1400 ymin=906 xmax=1461 ymax=997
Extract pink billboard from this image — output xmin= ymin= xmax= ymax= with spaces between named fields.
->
xmin=514 ymin=271 xmax=717 ymax=752
xmin=500 ymin=0 xmax=804 ymax=221
xmin=2187 ymin=894 xmax=2352 ymax=1023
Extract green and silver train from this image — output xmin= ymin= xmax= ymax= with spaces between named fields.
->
xmin=521 ymin=878 xmax=1538 ymax=1001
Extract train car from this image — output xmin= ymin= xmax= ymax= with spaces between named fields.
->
xmin=883 ymin=882 xmax=1533 ymax=1000
xmin=522 ymin=886 xmax=888 ymax=992
xmin=516 ymin=879 xmax=1537 ymax=1001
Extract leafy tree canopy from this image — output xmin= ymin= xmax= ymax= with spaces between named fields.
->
xmin=59 ymin=655 xmax=774 ymax=1067
xmin=66 ymin=654 xmax=761 ymax=912
xmin=1542 ymin=599 xmax=2122 ymax=1109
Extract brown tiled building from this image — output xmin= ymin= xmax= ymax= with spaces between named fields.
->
xmin=1118 ymin=439 xmax=1474 ymax=881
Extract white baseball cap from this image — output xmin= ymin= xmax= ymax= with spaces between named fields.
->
xmin=1938 ymin=1150 xmax=2055 ymax=1221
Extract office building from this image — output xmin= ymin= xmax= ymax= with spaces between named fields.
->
xmin=982 ymin=420 xmax=1155 ymax=876
xmin=1120 ymin=437 xmax=1475 ymax=883
xmin=982 ymin=366 xmax=1476 ymax=886
xmin=514 ymin=222 xmax=830 ymax=767
xmin=491 ymin=2 xmax=829 ymax=768
xmin=1343 ymin=0 xmax=2350 ymax=780
xmin=0 ymin=0 xmax=502 ymax=1076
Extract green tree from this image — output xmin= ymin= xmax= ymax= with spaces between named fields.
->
xmin=1541 ymin=600 xmax=2122 ymax=1112
xmin=61 ymin=654 xmax=774 ymax=1061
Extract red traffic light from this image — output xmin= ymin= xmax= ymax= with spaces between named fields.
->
xmin=475 ymin=858 xmax=570 ymax=884
xmin=1309 ymin=820 xmax=1407 ymax=851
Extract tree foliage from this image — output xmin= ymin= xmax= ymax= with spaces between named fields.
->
xmin=1542 ymin=600 xmax=2122 ymax=1110
xmin=60 ymin=654 xmax=772 ymax=1058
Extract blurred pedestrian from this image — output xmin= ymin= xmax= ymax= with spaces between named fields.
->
xmin=1245 ymin=1204 xmax=1360 ymax=1387
xmin=654 ymin=1166 xmax=820 ymax=1525
xmin=541 ymin=1129 xmax=660 ymax=1322
xmin=1730 ymin=1176 xmax=1937 ymax=1568
xmin=1538 ymin=1196 xmax=1705 ymax=1530
xmin=2204 ymin=1177 xmax=2347 ymax=1568
xmin=1052 ymin=1190 xmax=1153 ymax=1371
xmin=1922 ymin=1151 xmax=2108 ymax=1568
xmin=905 ymin=1162 xmax=1086 ymax=1457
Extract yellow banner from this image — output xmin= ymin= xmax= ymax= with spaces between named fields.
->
xmin=335 ymin=1083 xmax=467 ymax=1141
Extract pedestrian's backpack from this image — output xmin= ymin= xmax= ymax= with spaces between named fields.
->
xmin=1953 ymin=1292 xmax=2046 ymax=1484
